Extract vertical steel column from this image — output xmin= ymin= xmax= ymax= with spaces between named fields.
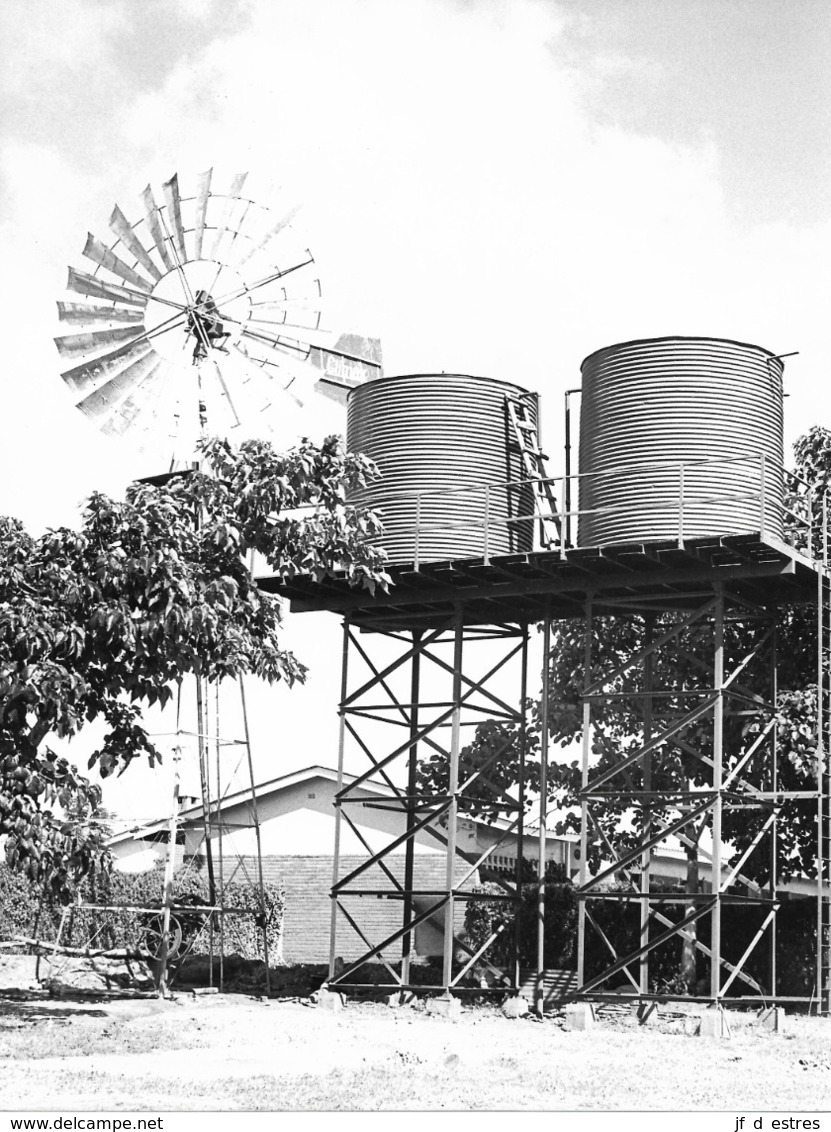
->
xmin=824 ymin=499 xmax=830 ymax=1015
xmin=214 ymin=684 xmax=225 ymax=992
xmin=328 ymin=618 xmax=350 ymax=980
xmin=442 ymin=608 xmax=464 ymax=990
xmin=536 ymin=604 xmax=552 ymax=1016
xmin=770 ymin=619 xmax=778 ymax=1001
xmin=401 ymin=631 xmax=422 ymax=988
xmin=639 ymin=617 xmax=654 ymax=995
xmin=817 ymin=521 xmax=824 ymax=1013
xmin=512 ymin=625 xmax=529 ymax=990
xmin=195 ymin=677 xmax=216 ymax=905
xmin=577 ymin=595 xmax=594 ymax=988
xmin=710 ymin=587 xmax=725 ymax=1002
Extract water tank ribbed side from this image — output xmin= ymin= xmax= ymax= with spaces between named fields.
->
xmin=577 ymin=337 xmax=784 ymax=547
xmin=347 ymin=373 xmax=537 ymax=564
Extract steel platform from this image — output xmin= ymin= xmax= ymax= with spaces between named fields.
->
xmin=257 ymin=530 xmax=822 ymax=628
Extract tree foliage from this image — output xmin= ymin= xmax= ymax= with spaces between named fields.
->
xmin=0 ymin=435 xmax=389 ymax=899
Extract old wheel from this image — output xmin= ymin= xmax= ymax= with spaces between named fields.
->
xmin=140 ymin=914 xmax=183 ymax=960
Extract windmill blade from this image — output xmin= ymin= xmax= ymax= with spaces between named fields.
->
xmin=141 ymin=184 xmax=174 ymax=271
xmin=193 ymin=168 xmax=212 ymax=259
xmin=233 ymin=202 xmax=301 ymax=268
xmin=209 ymin=172 xmax=248 ymax=261
xmin=61 ymin=338 xmax=154 ymax=396
xmin=54 ymin=325 xmax=147 ymax=360
xmin=108 ymin=205 xmax=162 ymax=282
xmin=82 ymin=234 xmax=154 ymax=293
xmin=101 ymin=361 xmax=177 ymax=440
xmin=57 ymin=301 xmax=144 ymax=326
xmin=75 ymin=351 xmax=161 ymax=421
xmin=162 ymin=173 xmax=188 ymax=264
xmin=67 ymin=267 xmax=148 ymax=308
xmin=119 ymin=365 xmax=195 ymax=456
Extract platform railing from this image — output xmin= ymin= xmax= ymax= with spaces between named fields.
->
xmin=349 ymin=452 xmax=816 ymax=567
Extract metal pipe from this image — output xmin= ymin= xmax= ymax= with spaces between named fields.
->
xmin=195 ymin=675 xmax=216 ymax=985
xmin=157 ymin=748 xmax=181 ymax=998
xmin=564 ymin=388 xmax=581 ymax=547
xmin=239 ymin=675 xmax=271 ymax=995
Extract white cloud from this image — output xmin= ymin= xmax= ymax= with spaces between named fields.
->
xmin=3 ymin=0 xmax=829 ymax=531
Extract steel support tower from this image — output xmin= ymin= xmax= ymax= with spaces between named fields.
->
xmin=262 ymin=460 xmax=830 ymax=1010
xmin=324 ymin=614 xmax=532 ymax=996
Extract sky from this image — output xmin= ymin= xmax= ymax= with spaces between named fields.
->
xmin=1 ymin=0 xmax=830 ymax=825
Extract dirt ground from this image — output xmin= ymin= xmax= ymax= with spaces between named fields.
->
xmin=0 ymin=956 xmax=828 ymax=1112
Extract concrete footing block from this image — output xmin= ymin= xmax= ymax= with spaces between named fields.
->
xmin=502 ymin=995 xmax=530 ymax=1019
xmin=315 ymin=988 xmax=345 ymax=1012
xmin=426 ymin=994 xmax=462 ymax=1020
xmin=757 ymin=1006 xmax=785 ymax=1033
xmin=564 ymin=1002 xmax=595 ymax=1031
xmin=697 ymin=1007 xmax=730 ymax=1038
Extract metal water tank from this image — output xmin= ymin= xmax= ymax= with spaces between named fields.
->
xmin=578 ymin=336 xmax=784 ymax=547
xmin=347 ymin=373 xmax=537 ymax=564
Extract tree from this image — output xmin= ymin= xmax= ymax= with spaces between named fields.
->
xmin=0 ymin=434 xmax=389 ymax=900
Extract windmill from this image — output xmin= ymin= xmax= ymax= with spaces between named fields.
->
xmin=56 ymin=169 xmax=381 ymax=461
xmin=51 ymin=171 xmax=382 ymax=991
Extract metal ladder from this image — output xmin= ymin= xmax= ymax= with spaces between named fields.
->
xmin=819 ymin=513 xmax=831 ymax=1013
xmin=505 ymin=395 xmax=563 ymax=550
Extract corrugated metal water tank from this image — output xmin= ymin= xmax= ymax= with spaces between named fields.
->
xmin=578 ymin=337 xmax=785 ymax=547
xmin=347 ymin=374 xmax=537 ymax=564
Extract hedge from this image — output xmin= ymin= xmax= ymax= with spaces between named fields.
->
xmin=0 ymin=861 xmax=284 ymax=963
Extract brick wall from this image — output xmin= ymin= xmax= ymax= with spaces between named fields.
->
xmin=222 ymin=854 xmax=477 ymax=964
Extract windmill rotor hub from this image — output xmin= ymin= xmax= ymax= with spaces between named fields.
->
xmin=144 ymin=260 xmax=251 ymax=364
